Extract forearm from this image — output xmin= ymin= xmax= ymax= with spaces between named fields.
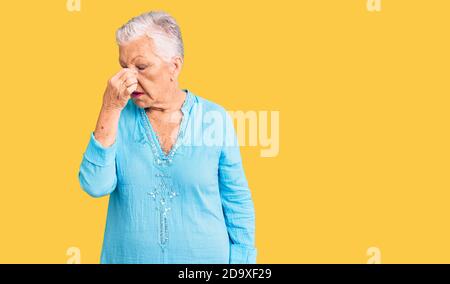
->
xmin=78 ymin=132 xmax=118 ymax=198
xmin=219 ymin=151 xmax=257 ymax=263
xmin=94 ymin=105 xmax=122 ymax=147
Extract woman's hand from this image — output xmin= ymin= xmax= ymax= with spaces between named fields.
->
xmin=102 ymin=68 xmax=138 ymax=111
xmin=93 ymin=69 xmax=138 ymax=147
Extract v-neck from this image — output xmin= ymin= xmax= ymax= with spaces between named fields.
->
xmin=139 ymin=89 xmax=193 ymax=165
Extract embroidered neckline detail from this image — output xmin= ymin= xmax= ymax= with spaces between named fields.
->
xmin=139 ymin=89 xmax=194 ymax=166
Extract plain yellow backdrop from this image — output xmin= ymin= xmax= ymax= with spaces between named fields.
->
xmin=0 ymin=0 xmax=449 ymax=263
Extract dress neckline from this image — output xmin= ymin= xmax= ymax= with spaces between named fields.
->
xmin=139 ymin=89 xmax=194 ymax=166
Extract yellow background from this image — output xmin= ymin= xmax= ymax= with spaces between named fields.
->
xmin=0 ymin=0 xmax=449 ymax=263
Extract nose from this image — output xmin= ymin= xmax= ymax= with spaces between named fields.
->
xmin=135 ymin=82 xmax=144 ymax=93
xmin=129 ymin=67 xmax=139 ymax=74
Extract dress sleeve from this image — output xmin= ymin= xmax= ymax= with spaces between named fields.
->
xmin=219 ymin=112 xmax=257 ymax=264
xmin=78 ymin=132 xmax=118 ymax=198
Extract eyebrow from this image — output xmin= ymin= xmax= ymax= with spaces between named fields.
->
xmin=119 ymin=55 xmax=146 ymax=67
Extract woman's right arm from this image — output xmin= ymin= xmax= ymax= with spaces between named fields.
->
xmin=78 ymin=68 xmax=138 ymax=198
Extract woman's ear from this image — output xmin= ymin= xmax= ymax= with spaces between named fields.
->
xmin=170 ymin=56 xmax=183 ymax=81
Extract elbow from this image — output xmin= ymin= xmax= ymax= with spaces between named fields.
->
xmin=83 ymin=187 xmax=113 ymax=198
xmin=78 ymin=170 xmax=116 ymax=198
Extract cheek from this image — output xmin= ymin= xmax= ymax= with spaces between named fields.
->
xmin=137 ymin=72 xmax=155 ymax=89
xmin=139 ymin=68 xmax=163 ymax=83
xmin=138 ymin=71 xmax=153 ymax=82
xmin=138 ymin=66 xmax=171 ymax=90
xmin=154 ymin=64 xmax=172 ymax=82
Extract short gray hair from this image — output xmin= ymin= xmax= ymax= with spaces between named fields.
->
xmin=116 ymin=11 xmax=184 ymax=62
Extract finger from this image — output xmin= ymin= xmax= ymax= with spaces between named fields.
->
xmin=124 ymin=77 xmax=138 ymax=88
xmin=126 ymin=83 xmax=138 ymax=95
xmin=118 ymin=68 xmax=138 ymax=82
xmin=117 ymin=70 xmax=130 ymax=81
xmin=112 ymin=68 xmax=129 ymax=81
xmin=117 ymin=80 xmax=127 ymax=97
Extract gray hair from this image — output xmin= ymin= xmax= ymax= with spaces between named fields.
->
xmin=116 ymin=11 xmax=184 ymax=62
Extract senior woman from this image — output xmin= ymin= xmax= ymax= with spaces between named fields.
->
xmin=78 ymin=11 xmax=256 ymax=264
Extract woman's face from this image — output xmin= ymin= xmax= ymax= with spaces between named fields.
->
xmin=118 ymin=36 xmax=180 ymax=109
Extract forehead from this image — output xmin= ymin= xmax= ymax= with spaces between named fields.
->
xmin=118 ymin=36 xmax=157 ymax=64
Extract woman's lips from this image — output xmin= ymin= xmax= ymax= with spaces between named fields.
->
xmin=131 ymin=91 xmax=144 ymax=98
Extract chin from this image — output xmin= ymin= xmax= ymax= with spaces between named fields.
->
xmin=135 ymin=95 xmax=157 ymax=107
xmin=131 ymin=99 xmax=147 ymax=108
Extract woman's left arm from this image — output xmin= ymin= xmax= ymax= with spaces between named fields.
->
xmin=219 ymin=112 xmax=257 ymax=264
